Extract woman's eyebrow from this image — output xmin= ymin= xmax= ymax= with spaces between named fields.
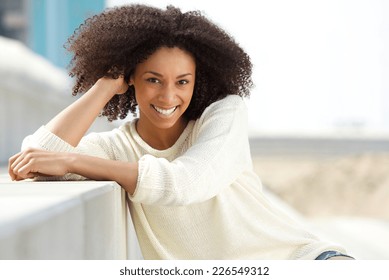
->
xmin=143 ymin=71 xmax=163 ymax=77
xmin=176 ymin=73 xmax=193 ymax=78
xmin=143 ymin=71 xmax=193 ymax=78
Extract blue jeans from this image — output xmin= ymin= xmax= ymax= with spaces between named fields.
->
xmin=315 ymin=250 xmax=355 ymax=260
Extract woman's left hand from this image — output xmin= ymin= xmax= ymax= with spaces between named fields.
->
xmin=8 ymin=148 xmax=72 ymax=181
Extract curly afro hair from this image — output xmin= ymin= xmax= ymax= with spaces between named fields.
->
xmin=65 ymin=4 xmax=253 ymax=121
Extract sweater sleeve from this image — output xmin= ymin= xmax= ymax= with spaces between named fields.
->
xmin=130 ymin=95 xmax=253 ymax=206
xmin=21 ymin=126 xmax=119 ymax=180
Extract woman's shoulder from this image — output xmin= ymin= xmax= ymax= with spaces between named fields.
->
xmin=189 ymin=95 xmax=248 ymax=139
xmin=210 ymin=94 xmax=245 ymax=108
xmin=199 ymin=95 xmax=247 ymax=120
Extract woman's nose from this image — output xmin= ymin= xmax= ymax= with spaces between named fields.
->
xmin=158 ymin=83 xmax=176 ymax=103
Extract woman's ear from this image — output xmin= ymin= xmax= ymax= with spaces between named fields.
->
xmin=128 ymin=75 xmax=134 ymax=86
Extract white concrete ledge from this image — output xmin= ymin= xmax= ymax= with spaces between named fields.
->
xmin=0 ymin=180 xmax=130 ymax=260
xmin=1 ymin=174 xmax=387 ymax=260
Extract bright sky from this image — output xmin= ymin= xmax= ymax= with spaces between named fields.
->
xmin=106 ymin=0 xmax=389 ymax=137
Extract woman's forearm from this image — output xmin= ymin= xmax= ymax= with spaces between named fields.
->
xmin=68 ymin=153 xmax=138 ymax=195
xmin=9 ymin=148 xmax=138 ymax=194
xmin=46 ymin=77 xmax=128 ymax=147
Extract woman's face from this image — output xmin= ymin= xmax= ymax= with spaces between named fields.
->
xmin=130 ymin=47 xmax=196 ymax=134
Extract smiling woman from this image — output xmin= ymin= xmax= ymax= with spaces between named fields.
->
xmin=8 ymin=4 xmax=353 ymax=260
xmin=130 ymin=47 xmax=196 ymax=150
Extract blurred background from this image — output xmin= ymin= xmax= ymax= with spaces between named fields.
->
xmin=0 ymin=0 xmax=388 ymax=258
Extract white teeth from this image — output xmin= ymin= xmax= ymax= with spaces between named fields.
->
xmin=153 ymin=105 xmax=177 ymax=116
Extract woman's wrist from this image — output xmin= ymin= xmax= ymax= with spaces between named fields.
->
xmin=93 ymin=76 xmax=129 ymax=99
xmin=65 ymin=153 xmax=79 ymax=174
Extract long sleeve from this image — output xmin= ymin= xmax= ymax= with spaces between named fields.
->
xmin=21 ymin=116 xmax=136 ymax=161
xmin=131 ymin=95 xmax=253 ymax=206
xmin=21 ymin=125 xmax=124 ymax=180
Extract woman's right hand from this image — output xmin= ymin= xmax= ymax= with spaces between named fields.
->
xmin=95 ymin=75 xmax=129 ymax=97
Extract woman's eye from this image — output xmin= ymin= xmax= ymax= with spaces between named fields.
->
xmin=178 ymin=80 xmax=189 ymax=85
xmin=147 ymin=78 xmax=160 ymax=84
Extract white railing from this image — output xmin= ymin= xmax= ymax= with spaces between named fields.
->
xmin=1 ymin=174 xmax=388 ymax=260
xmin=0 ymin=176 xmax=142 ymax=260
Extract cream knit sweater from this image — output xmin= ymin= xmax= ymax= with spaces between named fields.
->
xmin=23 ymin=95 xmax=346 ymax=259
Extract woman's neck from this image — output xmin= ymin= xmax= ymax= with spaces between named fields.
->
xmin=136 ymin=118 xmax=188 ymax=150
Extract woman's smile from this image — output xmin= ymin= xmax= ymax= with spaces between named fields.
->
xmin=151 ymin=104 xmax=178 ymax=116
